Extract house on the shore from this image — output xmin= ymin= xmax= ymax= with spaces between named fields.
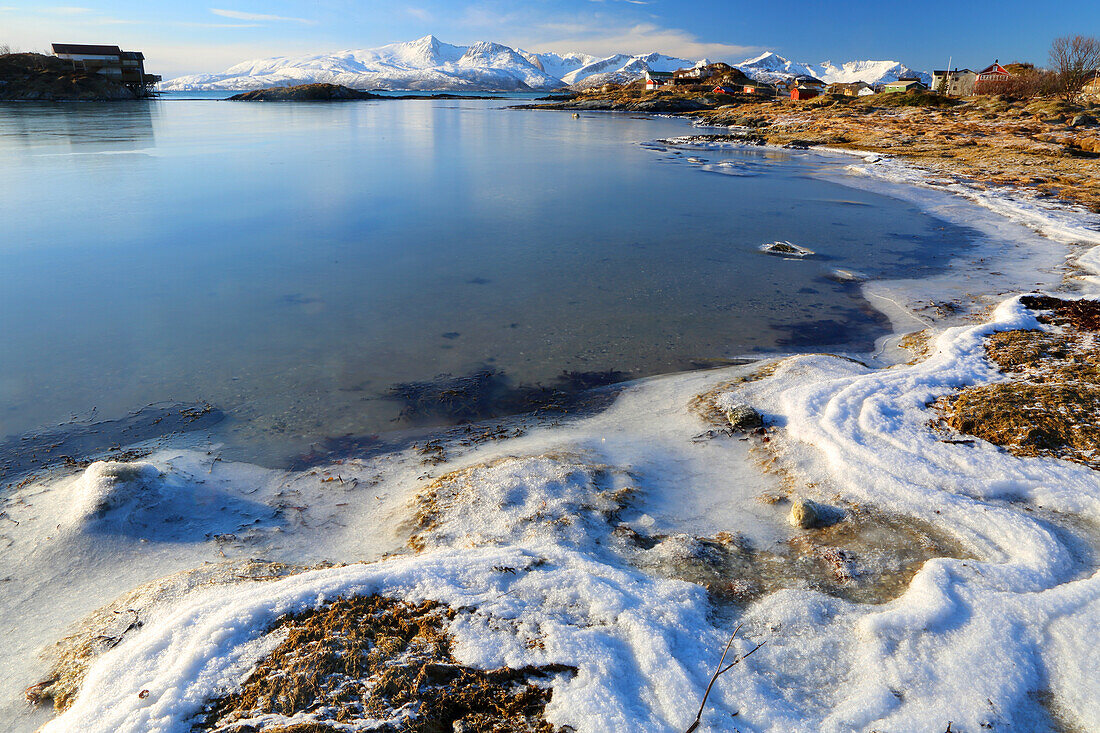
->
xmin=976 ymin=61 xmax=1011 ymax=83
xmin=883 ymin=78 xmax=929 ymax=93
xmin=644 ymin=70 xmax=674 ymax=91
xmin=825 ymin=81 xmax=874 ymax=97
xmin=930 ymin=68 xmax=977 ymax=96
xmin=741 ymin=80 xmax=776 ymax=96
xmin=51 ymin=43 xmax=160 ymax=92
xmin=712 ymin=85 xmax=740 ymax=96
xmin=790 ymin=75 xmax=825 ymax=100
xmin=974 ymin=61 xmax=1014 ymax=94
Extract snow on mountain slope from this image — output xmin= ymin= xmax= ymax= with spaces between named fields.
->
xmin=736 ymin=52 xmax=816 ymax=81
xmin=564 ymin=52 xmax=697 ymax=88
xmin=161 ymin=35 xmax=562 ymax=92
xmin=737 ymin=51 xmax=931 ymax=86
xmin=517 ymin=50 xmax=600 ymax=82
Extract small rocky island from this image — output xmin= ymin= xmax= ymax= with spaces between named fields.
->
xmin=227 ymin=82 xmax=499 ymax=101
xmin=227 ymin=83 xmax=383 ymax=101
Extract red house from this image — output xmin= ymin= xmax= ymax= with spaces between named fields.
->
xmin=976 ymin=61 xmax=1011 ymax=83
xmin=712 ymin=85 xmax=739 ymax=95
xmin=791 ymin=86 xmax=821 ymax=100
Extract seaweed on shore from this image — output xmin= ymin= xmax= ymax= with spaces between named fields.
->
xmin=193 ymin=594 xmax=573 ymax=733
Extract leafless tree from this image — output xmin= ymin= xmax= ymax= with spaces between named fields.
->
xmin=1050 ymin=35 xmax=1100 ymax=102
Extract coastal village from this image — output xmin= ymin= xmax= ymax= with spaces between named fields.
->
xmin=641 ymin=59 xmax=1081 ymax=100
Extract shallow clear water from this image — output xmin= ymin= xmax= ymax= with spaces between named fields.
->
xmin=0 ymin=98 xmax=974 ymax=465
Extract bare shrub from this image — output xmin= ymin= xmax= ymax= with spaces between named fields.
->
xmin=1050 ymin=35 xmax=1100 ymax=101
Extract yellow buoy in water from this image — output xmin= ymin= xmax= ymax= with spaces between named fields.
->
xmin=572 ymin=113 xmax=580 ymax=119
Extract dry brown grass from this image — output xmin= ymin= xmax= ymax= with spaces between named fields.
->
xmin=897 ymin=329 xmax=934 ymax=364
xmin=195 ymin=594 xmax=572 ymax=733
xmin=939 ymin=297 xmax=1100 ymax=468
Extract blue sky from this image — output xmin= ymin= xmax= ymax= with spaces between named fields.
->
xmin=2 ymin=1 xmax=1098 ymax=79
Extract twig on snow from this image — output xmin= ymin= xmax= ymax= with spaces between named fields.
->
xmin=684 ymin=623 xmax=766 ymax=733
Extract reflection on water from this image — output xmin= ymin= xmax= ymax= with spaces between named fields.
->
xmin=0 ymin=99 xmax=977 ymax=465
xmin=0 ymin=101 xmax=156 ymax=152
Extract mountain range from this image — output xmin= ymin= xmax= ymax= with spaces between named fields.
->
xmin=736 ymin=52 xmax=931 ymax=86
xmin=159 ymin=35 xmax=930 ymax=92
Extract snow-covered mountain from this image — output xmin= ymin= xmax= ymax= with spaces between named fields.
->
xmin=160 ymin=37 xmax=929 ymax=92
xmin=161 ymin=36 xmax=563 ymax=91
xmin=736 ymin=52 xmax=931 ymax=86
xmin=520 ymin=51 xmax=696 ymax=88
xmin=161 ymin=36 xmax=697 ymax=92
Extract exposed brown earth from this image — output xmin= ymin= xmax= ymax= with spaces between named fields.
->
xmin=528 ymin=86 xmax=1100 ymax=212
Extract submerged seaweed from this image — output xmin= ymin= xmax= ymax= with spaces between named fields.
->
xmin=0 ymin=402 xmax=223 ymax=488
xmin=384 ymin=368 xmax=627 ymax=424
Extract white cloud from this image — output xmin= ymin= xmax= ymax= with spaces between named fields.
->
xmin=210 ymin=8 xmax=315 ymax=25
xmin=406 ymin=7 xmax=432 ymax=21
xmin=506 ymin=22 xmax=758 ymax=61
xmin=40 ymin=6 xmax=94 ymax=14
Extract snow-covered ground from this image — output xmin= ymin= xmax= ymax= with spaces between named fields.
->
xmin=7 ymin=143 xmax=1100 ymax=732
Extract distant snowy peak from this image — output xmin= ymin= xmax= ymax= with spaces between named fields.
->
xmin=561 ymin=52 xmax=696 ymax=88
xmin=737 ymin=52 xmax=930 ymax=86
xmin=737 ymin=52 xmax=816 ymax=81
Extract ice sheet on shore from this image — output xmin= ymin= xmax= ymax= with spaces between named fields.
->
xmin=36 ymin=294 xmax=1100 ymax=733
xmin=11 ymin=148 xmax=1100 ymax=733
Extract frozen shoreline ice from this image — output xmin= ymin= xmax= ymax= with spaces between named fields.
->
xmin=10 ymin=149 xmax=1100 ymax=732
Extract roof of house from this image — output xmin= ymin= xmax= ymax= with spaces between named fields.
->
xmin=120 ymin=51 xmax=145 ymax=61
xmin=793 ymin=75 xmax=825 ymax=85
xmin=885 ymin=79 xmax=924 ymax=86
xmin=977 ymin=63 xmax=1010 ymax=76
xmin=933 ymin=69 xmax=975 ymax=75
xmin=646 ymin=71 xmax=674 ymax=79
xmin=51 ymin=43 xmax=122 ymax=56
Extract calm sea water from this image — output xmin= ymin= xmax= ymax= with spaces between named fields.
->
xmin=0 ymin=97 xmax=973 ymax=465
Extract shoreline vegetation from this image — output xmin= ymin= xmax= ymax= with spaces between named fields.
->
xmin=10 ymin=70 xmax=1100 ymax=732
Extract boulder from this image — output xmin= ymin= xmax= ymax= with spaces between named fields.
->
xmin=789 ymin=498 xmax=822 ymax=529
xmin=725 ymin=403 xmax=764 ymax=431
xmin=1070 ymin=114 xmax=1097 ymax=128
